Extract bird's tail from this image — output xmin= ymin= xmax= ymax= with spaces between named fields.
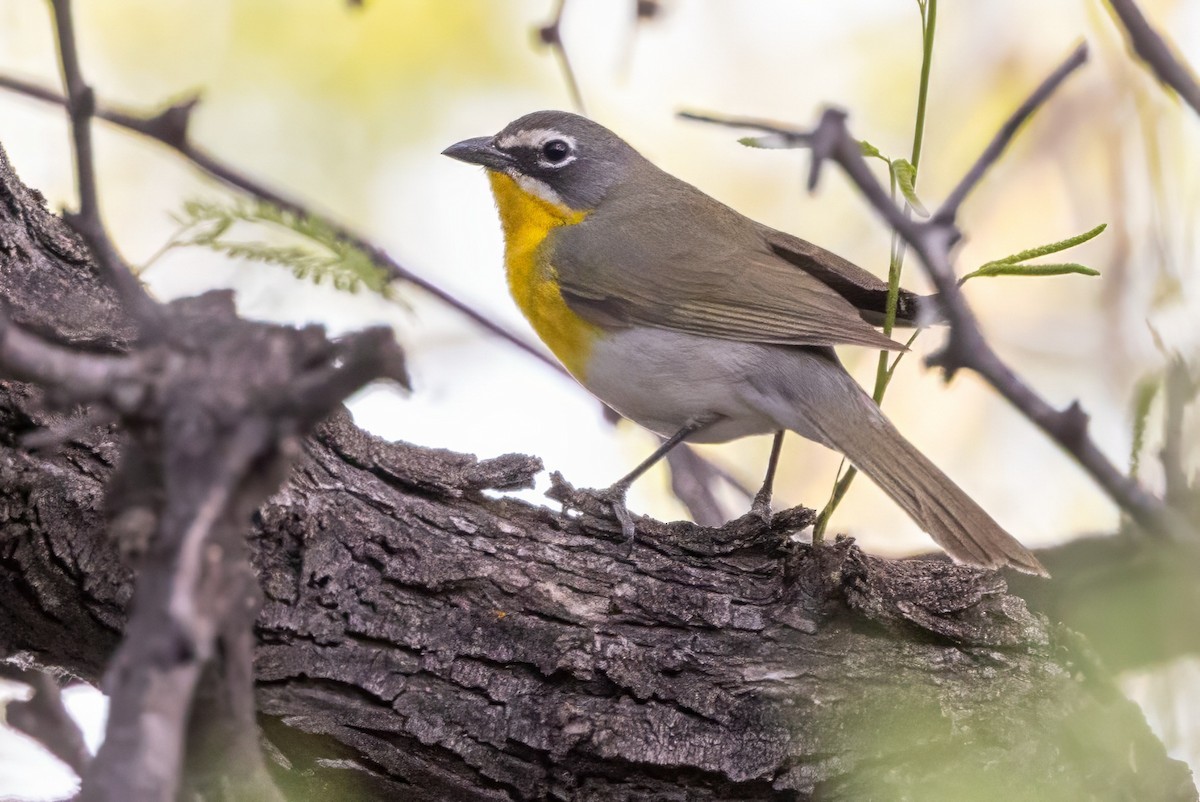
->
xmin=780 ymin=354 xmax=1047 ymax=576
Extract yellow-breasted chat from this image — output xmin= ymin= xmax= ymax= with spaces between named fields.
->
xmin=443 ymin=110 xmax=1045 ymax=576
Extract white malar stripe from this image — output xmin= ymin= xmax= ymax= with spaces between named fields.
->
xmin=506 ymin=169 xmax=567 ymax=208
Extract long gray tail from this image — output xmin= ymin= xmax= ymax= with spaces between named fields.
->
xmin=777 ymin=353 xmax=1047 ymax=576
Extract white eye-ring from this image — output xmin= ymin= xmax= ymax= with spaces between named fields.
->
xmin=541 ymin=138 xmax=572 ymax=164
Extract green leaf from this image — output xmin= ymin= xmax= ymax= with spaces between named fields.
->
xmin=960 ymin=262 xmax=1100 ymax=281
xmin=859 ymin=139 xmax=890 ymax=163
xmin=165 ymin=198 xmax=394 ymax=299
xmin=890 ymin=159 xmax=928 ymax=217
xmin=985 ymin=223 xmax=1107 ymax=265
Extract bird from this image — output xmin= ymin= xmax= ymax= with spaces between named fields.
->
xmin=443 ymin=109 xmax=1046 ymax=576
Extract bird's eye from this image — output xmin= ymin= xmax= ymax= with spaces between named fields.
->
xmin=542 ymin=139 xmax=571 ymax=164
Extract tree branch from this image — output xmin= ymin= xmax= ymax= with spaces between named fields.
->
xmin=537 ymin=0 xmax=587 ymax=114
xmin=0 ymin=73 xmax=558 ymax=375
xmin=3 ymin=10 xmax=413 ymax=795
xmin=1107 ymin=0 xmax=1200 ymax=118
xmin=46 ymin=0 xmax=163 ymax=334
xmin=682 ymin=43 xmax=1196 ymax=543
xmin=936 ymin=43 xmax=1089 ymax=219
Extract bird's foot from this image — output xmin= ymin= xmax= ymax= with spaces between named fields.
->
xmin=546 ymin=472 xmax=638 ymax=545
xmin=595 ymin=483 xmax=637 ymax=544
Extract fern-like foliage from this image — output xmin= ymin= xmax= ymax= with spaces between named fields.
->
xmin=161 ymin=199 xmax=393 ymax=297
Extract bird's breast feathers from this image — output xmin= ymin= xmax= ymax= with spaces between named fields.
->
xmin=487 ymin=171 xmax=602 ymax=379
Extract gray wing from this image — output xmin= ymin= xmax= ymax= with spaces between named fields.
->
xmin=551 ymin=171 xmax=906 ymax=351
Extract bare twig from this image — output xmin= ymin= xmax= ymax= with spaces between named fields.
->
xmin=1107 ymin=0 xmax=1200 ymax=118
xmin=86 ymin=422 xmax=274 ymax=802
xmin=618 ymin=0 xmax=664 ymax=81
xmin=0 ymin=305 xmax=140 ymax=403
xmin=682 ymin=43 xmax=1195 ymax=541
xmin=537 ymin=0 xmax=587 ymax=114
xmin=46 ymin=0 xmax=163 ymax=335
xmin=0 ymin=74 xmax=561 ymax=376
xmin=937 ymin=44 xmax=1090 ymax=221
xmin=665 ymin=443 xmax=746 ymax=527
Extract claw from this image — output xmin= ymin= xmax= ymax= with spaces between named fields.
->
xmin=596 ymin=483 xmax=636 ymax=544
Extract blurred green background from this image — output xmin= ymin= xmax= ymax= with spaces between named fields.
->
xmin=0 ymin=0 xmax=1197 ymax=798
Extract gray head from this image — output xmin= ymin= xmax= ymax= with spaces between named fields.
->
xmin=442 ymin=110 xmax=642 ymax=211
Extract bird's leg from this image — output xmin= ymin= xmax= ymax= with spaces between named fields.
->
xmin=751 ymin=431 xmax=786 ymax=522
xmin=601 ymin=419 xmax=707 ymax=541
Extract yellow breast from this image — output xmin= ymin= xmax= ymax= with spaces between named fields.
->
xmin=487 ymin=172 xmax=601 ymax=379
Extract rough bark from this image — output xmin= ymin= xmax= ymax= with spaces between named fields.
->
xmin=0 ymin=142 xmax=1194 ymax=799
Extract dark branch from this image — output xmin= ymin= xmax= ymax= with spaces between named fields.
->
xmin=681 ymin=43 xmax=1196 ymax=542
xmin=46 ymin=0 xmax=163 ymax=334
xmin=664 ymin=441 xmax=748 ymax=527
xmin=0 ymin=74 xmax=560 ymax=376
xmin=0 ymin=306 xmax=140 ymax=404
xmin=277 ymin=327 xmax=411 ymax=430
xmin=538 ymin=0 xmax=587 ymax=114
xmin=1107 ymin=0 xmax=1200 ymax=117
xmin=937 ymin=42 xmax=1089 ymax=220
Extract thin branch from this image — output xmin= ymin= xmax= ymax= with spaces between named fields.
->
xmin=0 ymin=74 xmax=563 ymax=376
xmin=664 ymin=443 xmax=746 ymax=527
xmin=1107 ymin=0 xmax=1200 ymax=118
xmin=46 ymin=0 xmax=163 ymax=334
xmin=682 ymin=43 xmax=1196 ymax=541
xmin=0 ymin=306 xmax=141 ymax=405
xmin=538 ymin=0 xmax=587 ymax=114
xmin=937 ymin=43 xmax=1089 ymax=221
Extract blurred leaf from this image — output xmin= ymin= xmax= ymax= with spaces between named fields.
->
xmin=961 ymin=262 xmax=1100 ymax=281
xmin=1129 ymin=374 xmax=1162 ymax=479
xmin=738 ymin=133 xmax=797 ymax=149
xmin=890 ymin=159 xmax=928 ymax=217
xmin=860 ymin=139 xmax=888 ymax=162
xmin=167 ymin=198 xmax=395 ymax=299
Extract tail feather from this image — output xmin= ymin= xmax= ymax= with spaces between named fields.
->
xmin=782 ymin=358 xmax=1048 ymax=576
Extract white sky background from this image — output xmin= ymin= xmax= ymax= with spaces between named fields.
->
xmin=0 ymin=0 xmax=1197 ymax=797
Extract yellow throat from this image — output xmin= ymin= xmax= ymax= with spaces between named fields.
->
xmin=486 ymin=171 xmax=600 ymax=379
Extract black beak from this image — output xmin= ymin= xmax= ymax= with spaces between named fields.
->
xmin=441 ymin=136 xmax=513 ymax=170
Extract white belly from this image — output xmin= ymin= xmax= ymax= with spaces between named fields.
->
xmin=579 ymin=328 xmax=788 ymax=443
